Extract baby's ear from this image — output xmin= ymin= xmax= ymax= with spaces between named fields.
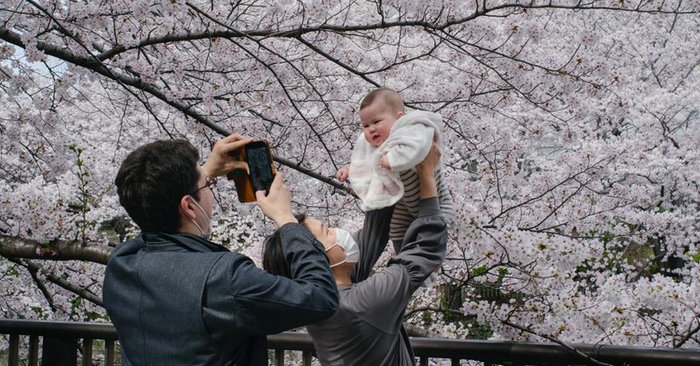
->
xmin=395 ymin=111 xmax=404 ymax=119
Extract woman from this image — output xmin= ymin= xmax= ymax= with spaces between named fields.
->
xmin=263 ymin=144 xmax=447 ymax=366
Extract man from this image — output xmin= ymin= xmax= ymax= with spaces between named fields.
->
xmin=263 ymin=144 xmax=447 ymax=365
xmin=102 ymin=134 xmax=338 ymax=365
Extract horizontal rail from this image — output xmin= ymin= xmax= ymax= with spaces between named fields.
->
xmin=409 ymin=337 xmax=700 ymax=365
xmin=0 ymin=319 xmax=118 ymax=340
xmin=2 ymin=319 xmax=700 ymax=365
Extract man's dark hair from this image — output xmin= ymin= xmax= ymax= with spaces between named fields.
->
xmin=262 ymin=213 xmax=307 ymax=278
xmin=115 ymin=140 xmax=200 ymax=233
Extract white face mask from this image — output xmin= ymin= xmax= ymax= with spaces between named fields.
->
xmin=188 ymin=196 xmax=211 ymax=240
xmin=334 ymin=228 xmax=359 ymax=263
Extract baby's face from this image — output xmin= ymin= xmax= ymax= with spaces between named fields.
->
xmin=359 ymin=100 xmax=403 ymax=147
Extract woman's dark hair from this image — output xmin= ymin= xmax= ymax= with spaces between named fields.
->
xmin=262 ymin=213 xmax=308 ymax=278
xmin=115 ymin=140 xmax=200 ymax=233
xmin=262 ymin=229 xmax=291 ymax=278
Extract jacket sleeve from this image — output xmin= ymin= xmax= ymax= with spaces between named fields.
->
xmin=351 ymin=205 xmax=394 ymax=283
xmin=387 ymin=197 xmax=447 ymax=292
xmin=204 ymin=223 xmax=338 ymax=336
xmin=347 ymin=197 xmax=447 ymax=332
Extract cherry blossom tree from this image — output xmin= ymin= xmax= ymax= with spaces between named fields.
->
xmin=1 ymin=0 xmax=700 ymax=352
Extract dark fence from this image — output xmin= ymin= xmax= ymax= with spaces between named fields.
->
xmin=2 ymin=318 xmax=700 ymax=365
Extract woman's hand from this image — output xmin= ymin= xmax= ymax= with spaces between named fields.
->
xmin=416 ymin=143 xmax=440 ymax=176
xmin=416 ymin=143 xmax=440 ymax=199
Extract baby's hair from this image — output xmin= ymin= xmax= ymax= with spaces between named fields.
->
xmin=360 ymin=87 xmax=405 ymax=113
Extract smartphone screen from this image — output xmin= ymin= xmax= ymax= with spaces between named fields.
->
xmin=246 ymin=142 xmax=274 ymax=193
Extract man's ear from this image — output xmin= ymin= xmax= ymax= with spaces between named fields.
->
xmin=179 ymin=195 xmax=197 ymax=220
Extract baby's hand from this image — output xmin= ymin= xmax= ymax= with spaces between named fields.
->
xmin=378 ymin=154 xmax=391 ymax=170
xmin=336 ymin=165 xmax=350 ymax=181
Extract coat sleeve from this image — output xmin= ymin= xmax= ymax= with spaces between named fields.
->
xmin=204 ymin=223 xmax=338 ymax=336
xmin=351 ymin=205 xmax=394 ymax=283
xmin=387 ymin=197 xmax=447 ymax=292
xmin=349 ymin=198 xmax=447 ymax=332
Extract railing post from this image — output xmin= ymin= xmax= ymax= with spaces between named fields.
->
xmin=302 ymin=350 xmax=312 ymax=366
xmin=105 ymin=339 xmax=115 ymax=366
xmin=28 ymin=335 xmax=39 ymax=366
xmin=8 ymin=334 xmax=19 ymax=366
xmin=42 ymin=336 xmax=77 ymax=366
xmin=82 ymin=338 xmax=93 ymax=366
xmin=274 ymin=349 xmax=284 ymax=366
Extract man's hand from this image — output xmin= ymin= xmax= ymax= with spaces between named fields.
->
xmin=202 ymin=134 xmax=253 ymax=178
xmin=336 ymin=165 xmax=350 ymax=182
xmin=256 ymin=172 xmax=298 ymax=227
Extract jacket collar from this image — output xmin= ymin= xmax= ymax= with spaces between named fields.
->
xmin=141 ymin=232 xmax=230 ymax=253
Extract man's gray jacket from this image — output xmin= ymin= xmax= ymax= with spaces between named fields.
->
xmin=102 ymin=223 xmax=338 ymax=366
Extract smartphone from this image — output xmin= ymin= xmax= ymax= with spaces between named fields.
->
xmin=246 ymin=140 xmax=275 ymax=193
xmin=228 ymin=140 xmax=276 ymax=202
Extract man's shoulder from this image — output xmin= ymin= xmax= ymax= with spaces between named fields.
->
xmin=207 ymin=251 xmax=264 ymax=280
xmin=108 ymin=234 xmax=251 ymax=272
xmin=212 ymin=250 xmax=251 ymax=265
xmin=110 ymin=236 xmax=146 ymax=257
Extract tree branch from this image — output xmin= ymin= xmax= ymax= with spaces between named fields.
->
xmin=502 ymin=319 xmax=614 ymax=366
xmin=5 ymin=257 xmax=103 ymax=307
xmin=0 ymin=234 xmax=112 ymax=264
xmin=675 ymin=317 xmax=700 ymax=348
xmin=0 ymin=26 xmax=353 ymax=194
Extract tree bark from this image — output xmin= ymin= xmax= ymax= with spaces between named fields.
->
xmin=0 ymin=235 xmax=112 ymax=264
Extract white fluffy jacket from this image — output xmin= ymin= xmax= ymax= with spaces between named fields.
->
xmin=348 ymin=110 xmax=443 ymax=211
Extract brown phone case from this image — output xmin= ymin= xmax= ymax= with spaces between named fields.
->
xmin=228 ymin=167 xmax=257 ymax=202
xmin=227 ymin=141 xmax=276 ymax=202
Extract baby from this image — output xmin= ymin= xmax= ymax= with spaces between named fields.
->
xmin=338 ymin=87 xmax=454 ymax=252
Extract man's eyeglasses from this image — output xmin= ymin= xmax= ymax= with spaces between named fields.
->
xmin=189 ymin=176 xmax=217 ymax=196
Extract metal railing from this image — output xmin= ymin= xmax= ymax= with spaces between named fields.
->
xmin=2 ymin=318 xmax=700 ymax=365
